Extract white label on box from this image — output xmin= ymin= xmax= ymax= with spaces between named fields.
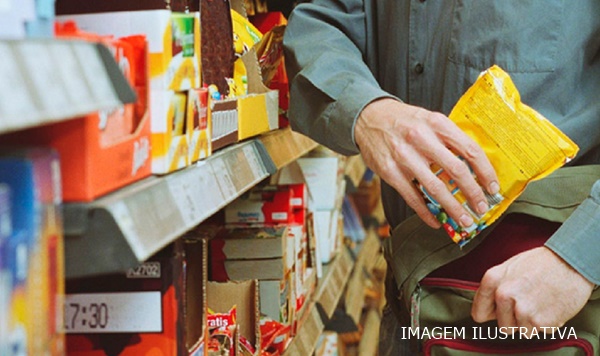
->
xmin=271 ymin=212 xmax=288 ymax=221
xmin=64 ymin=292 xmax=162 ymax=333
xmin=242 ymin=144 xmax=266 ymax=179
xmin=291 ymin=198 xmax=303 ymax=207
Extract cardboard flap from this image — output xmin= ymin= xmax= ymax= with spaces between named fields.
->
xmin=240 ymin=48 xmax=269 ymax=94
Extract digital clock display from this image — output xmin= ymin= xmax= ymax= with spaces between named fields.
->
xmin=64 ymin=292 xmax=162 ymax=333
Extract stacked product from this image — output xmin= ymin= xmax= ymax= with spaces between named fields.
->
xmin=0 ymin=148 xmax=65 ymax=356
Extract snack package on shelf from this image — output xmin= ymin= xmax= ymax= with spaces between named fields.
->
xmin=207 ymin=280 xmax=261 ymax=355
xmin=2 ymin=24 xmax=152 ymax=202
xmin=202 ymin=0 xmax=278 ymax=152
xmin=66 ymin=238 xmax=208 ymax=356
xmin=150 ymin=89 xmax=191 ymax=173
xmin=0 ymin=148 xmax=64 ymax=356
xmin=417 ymin=65 xmax=579 ymax=247
xmin=251 ymin=12 xmax=289 ymax=128
xmin=188 ymin=87 xmax=212 ymax=162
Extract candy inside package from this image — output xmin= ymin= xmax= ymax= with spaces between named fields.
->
xmin=419 ymin=65 xmax=579 ymax=247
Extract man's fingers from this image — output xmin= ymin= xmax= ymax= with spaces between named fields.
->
xmin=432 ymin=113 xmax=500 ymax=201
xmin=385 ymin=166 xmax=441 ymax=228
xmin=472 ymin=267 xmax=503 ymax=323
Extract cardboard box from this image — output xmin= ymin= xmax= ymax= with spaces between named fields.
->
xmin=184 ymin=237 xmax=209 ymax=356
xmin=225 ymin=186 xmax=294 ymax=226
xmin=66 ymin=238 xmax=207 ymax=356
xmin=56 ymin=10 xmax=202 ymax=176
xmin=207 ymin=280 xmax=260 ymax=353
xmin=209 ymin=226 xmax=290 ymax=261
xmin=150 ymin=89 xmax=191 ymax=174
xmin=57 ymin=10 xmax=201 ymax=91
xmin=3 ymin=29 xmax=151 ymax=202
xmin=0 ymin=148 xmax=65 ymax=356
xmin=259 ymin=278 xmax=293 ymax=326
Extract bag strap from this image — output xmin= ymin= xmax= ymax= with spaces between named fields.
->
xmin=383 ymin=165 xmax=600 ymax=307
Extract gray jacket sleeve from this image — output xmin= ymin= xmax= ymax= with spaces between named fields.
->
xmin=283 ymin=0 xmax=394 ymax=156
xmin=546 ymin=180 xmax=600 ymax=285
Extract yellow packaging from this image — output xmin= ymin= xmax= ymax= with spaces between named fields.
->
xmin=419 ymin=65 xmax=579 ymax=247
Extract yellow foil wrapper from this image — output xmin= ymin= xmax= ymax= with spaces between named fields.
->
xmin=419 ymin=65 xmax=579 ymax=247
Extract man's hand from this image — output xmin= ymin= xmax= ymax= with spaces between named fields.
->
xmin=354 ymin=98 xmax=499 ymax=228
xmin=472 ymin=246 xmax=594 ymax=332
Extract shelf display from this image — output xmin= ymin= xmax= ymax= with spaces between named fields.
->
xmin=0 ymin=1 xmax=384 ymax=354
xmin=0 ymin=39 xmax=136 ymax=135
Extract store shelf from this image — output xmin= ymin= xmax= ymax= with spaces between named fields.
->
xmin=0 ymin=39 xmax=136 ymax=135
xmin=63 ymin=128 xmax=316 ymax=278
xmin=313 ymin=246 xmax=355 ymax=320
xmin=283 ymin=304 xmax=324 ymax=356
xmin=63 ymin=140 xmax=272 ymax=278
xmin=343 ymin=229 xmax=382 ymax=326
xmin=258 ymin=126 xmax=318 ymax=170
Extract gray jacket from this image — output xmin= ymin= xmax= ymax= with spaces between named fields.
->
xmin=283 ymin=0 xmax=600 ymax=284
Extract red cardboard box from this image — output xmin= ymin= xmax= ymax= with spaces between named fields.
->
xmin=3 ymin=34 xmax=151 ymax=202
xmin=225 ymin=186 xmax=295 ymax=226
xmin=65 ymin=238 xmax=207 ymax=356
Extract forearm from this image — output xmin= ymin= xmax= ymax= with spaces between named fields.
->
xmin=283 ymin=1 xmax=392 ymax=155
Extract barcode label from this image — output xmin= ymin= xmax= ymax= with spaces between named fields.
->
xmin=485 ymin=192 xmax=504 ymax=206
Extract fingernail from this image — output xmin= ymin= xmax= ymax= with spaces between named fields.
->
xmin=477 ymin=201 xmax=488 ymax=215
xmin=489 ymin=181 xmax=500 ymax=195
xmin=459 ymin=214 xmax=474 ymax=227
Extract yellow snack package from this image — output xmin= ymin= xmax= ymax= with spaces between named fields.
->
xmin=418 ymin=65 xmax=579 ymax=247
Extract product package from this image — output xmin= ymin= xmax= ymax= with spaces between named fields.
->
xmin=0 ymin=148 xmax=65 ymax=356
xmin=419 ymin=65 xmax=579 ymax=247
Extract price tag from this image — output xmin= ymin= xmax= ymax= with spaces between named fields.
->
xmin=166 ymin=169 xmax=205 ymax=226
xmin=65 ymin=292 xmax=162 ymax=333
xmin=210 ymin=158 xmax=237 ymax=199
xmin=242 ymin=144 xmax=267 ymax=179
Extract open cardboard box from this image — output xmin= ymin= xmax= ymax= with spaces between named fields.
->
xmin=208 ymin=48 xmax=279 ymax=151
xmin=3 ymin=37 xmax=151 ymax=202
xmin=207 ymin=280 xmax=261 ymax=355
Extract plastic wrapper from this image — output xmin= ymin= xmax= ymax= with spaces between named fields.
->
xmin=419 ymin=65 xmax=579 ymax=247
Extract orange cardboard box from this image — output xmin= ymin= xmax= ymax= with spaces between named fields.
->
xmin=3 ymin=37 xmax=151 ymax=202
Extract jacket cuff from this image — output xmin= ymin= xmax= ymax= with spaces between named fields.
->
xmin=326 ymin=80 xmax=397 ymax=155
xmin=545 ymin=191 xmax=600 ymax=285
